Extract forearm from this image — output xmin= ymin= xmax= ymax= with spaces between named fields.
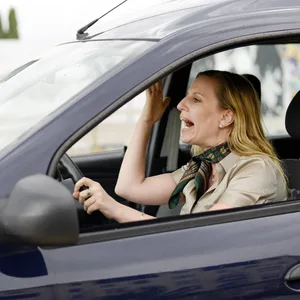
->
xmin=115 ymin=118 xmax=153 ymax=196
xmin=114 ymin=202 xmax=155 ymax=223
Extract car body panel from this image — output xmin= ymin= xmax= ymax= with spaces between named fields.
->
xmin=1 ymin=210 xmax=300 ymax=298
xmin=89 ymin=0 xmax=300 ymax=40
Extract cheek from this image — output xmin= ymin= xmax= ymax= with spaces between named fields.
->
xmin=194 ymin=112 xmax=219 ymax=131
xmin=194 ymin=110 xmax=212 ymax=124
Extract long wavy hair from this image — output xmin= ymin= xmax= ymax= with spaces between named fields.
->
xmin=191 ymin=70 xmax=287 ymax=183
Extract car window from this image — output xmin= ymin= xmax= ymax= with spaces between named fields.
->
xmin=68 ymin=92 xmax=146 ymax=156
xmin=188 ymin=44 xmax=300 ymax=138
xmin=0 ymin=40 xmax=155 ymax=153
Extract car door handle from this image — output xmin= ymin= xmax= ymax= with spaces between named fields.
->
xmin=285 ymin=264 xmax=300 ymax=282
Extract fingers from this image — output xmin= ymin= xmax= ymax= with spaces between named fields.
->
xmin=147 ymin=80 xmax=163 ymax=95
xmin=74 ymin=177 xmax=94 ymax=193
xmin=152 ymin=81 xmax=162 ymax=93
xmin=163 ymin=97 xmax=171 ymax=108
xmin=83 ymin=196 xmax=96 ymax=211
xmin=72 ymin=191 xmax=80 ymax=199
xmin=87 ymin=203 xmax=98 ymax=215
xmin=78 ymin=188 xmax=92 ymax=204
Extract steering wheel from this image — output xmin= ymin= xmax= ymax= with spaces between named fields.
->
xmin=59 ymin=153 xmax=87 ymax=191
xmin=59 ymin=153 xmax=110 ymax=229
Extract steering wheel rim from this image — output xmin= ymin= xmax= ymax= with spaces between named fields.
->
xmin=59 ymin=153 xmax=85 ymax=184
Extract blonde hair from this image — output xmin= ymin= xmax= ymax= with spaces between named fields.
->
xmin=191 ymin=70 xmax=287 ymax=183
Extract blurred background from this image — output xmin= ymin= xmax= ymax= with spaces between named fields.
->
xmin=0 ymin=0 xmax=165 ymax=76
xmin=0 ymin=0 xmax=164 ymax=155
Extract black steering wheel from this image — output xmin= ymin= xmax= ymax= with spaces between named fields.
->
xmin=58 ymin=153 xmax=110 ymax=230
xmin=59 ymin=153 xmax=87 ymax=191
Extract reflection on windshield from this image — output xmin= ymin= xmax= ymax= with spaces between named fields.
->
xmin=0 ymin=40 xmax=154 ymax=152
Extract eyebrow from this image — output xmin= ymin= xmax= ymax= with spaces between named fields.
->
xmin=193 ymin=92 xmax=206 ymax=98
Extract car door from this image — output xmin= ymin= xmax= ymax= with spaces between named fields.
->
xmin=2 ymin=201 xmax=300 ymax=299
xmin=5 ymin=201 xmax=294 ymax=300
xmin=0 ymin=244 xmax=55 ymax=299
xmin=42 ymin=46 xmax=300 ymax=298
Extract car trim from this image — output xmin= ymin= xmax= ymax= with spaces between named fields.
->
xmin=56 ymin=200 xmax=300 ymax=247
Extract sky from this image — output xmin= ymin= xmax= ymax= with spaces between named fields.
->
xmin=0 ymin=0 xmax=167 ymax=75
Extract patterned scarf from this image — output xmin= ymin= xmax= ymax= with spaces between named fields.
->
xmin=168 ymin=142 xmax=231 ymax=210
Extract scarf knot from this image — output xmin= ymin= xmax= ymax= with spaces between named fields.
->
xmin=168 ymin=142 xmax=231 ymax=210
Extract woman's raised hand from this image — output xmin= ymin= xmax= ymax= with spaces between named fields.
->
xmin=142 ymin=81 xmax=170 ymax=124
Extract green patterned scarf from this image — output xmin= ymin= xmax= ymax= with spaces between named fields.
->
xmin=168 ymin=142 xmax=231 ymax=210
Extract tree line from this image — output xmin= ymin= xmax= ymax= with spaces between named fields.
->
xmin=0 ymin=8 xmax=19 ymax=39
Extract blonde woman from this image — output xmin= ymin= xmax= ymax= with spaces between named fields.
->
xmin=73 ymin=70 xmax=287 ymax=222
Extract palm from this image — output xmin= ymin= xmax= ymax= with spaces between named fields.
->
xmin=143 ymin=81 xmax=170 ymax=124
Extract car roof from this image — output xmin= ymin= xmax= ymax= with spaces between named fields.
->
xmin=86 ymin=0 xmax=300 ymax=40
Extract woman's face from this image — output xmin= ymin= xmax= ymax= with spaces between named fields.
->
xmin=177 ymin=75 xmax=229 ymax=149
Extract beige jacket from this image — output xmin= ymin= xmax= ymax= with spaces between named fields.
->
xmin=171 ymin=152 xmax=288 ymax=215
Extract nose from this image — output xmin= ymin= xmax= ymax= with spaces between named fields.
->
xmin=177 ymin=96 xmax=188 ymax=111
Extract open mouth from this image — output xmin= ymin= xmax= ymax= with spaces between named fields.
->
xmin=180 ymin=117 xmax=194 ymax=128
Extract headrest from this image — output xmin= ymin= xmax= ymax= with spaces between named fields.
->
xmin=286 ymin=90 xmax=300 ymax=139
xmin=243 ymin=74 xmax=261 ymax=101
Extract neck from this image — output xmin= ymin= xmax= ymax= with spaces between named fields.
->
xmin=202 ymin=140 xmax=228 ymax=152
xmin=211 ymin=163 xmax=217 ymax=174
xmin=201 ymin=131 xmax=231 ymax=151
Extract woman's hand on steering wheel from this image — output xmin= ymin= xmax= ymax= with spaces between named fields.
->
xmin=73 ymin=177 xmax=120 ymax=220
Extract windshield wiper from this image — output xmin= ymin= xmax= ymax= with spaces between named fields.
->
xmin=76 ymin=0 xmax=127 ymax=40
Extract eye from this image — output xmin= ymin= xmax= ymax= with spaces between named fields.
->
xmin=193 ymin=98 xmax=201 ymax=103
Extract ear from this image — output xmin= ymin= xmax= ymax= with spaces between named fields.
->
xmin=220 ymin=110 xmax=234 ymax=128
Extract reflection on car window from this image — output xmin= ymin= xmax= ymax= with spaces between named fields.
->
xmin=0 ymin=40 xmax=155 ymax=152
xmin=189 ymin=44 xmax=300 ymax=137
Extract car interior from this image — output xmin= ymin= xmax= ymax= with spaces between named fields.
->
xmin=56 ymin=42 xmax=300 ymax=233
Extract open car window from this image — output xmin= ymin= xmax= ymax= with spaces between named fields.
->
xmin=68 ymin=92 xmax=146 ymax=156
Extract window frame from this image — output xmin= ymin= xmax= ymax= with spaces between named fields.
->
xmin=75 ymin=200 xmax=300 ymax=245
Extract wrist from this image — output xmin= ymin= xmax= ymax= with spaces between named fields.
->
xmin=138 ymin=116 xmax=156 ymax=128
xmin=110 ymin=201 xmax=125 ymax=221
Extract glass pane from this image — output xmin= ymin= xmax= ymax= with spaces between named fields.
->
xmin=189 ymin=44 xmax=300 ymax=137
xmin=0 ymin=40 xmax=155 ymax=152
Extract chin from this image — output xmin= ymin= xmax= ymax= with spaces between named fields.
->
xmin=180 ymin=136 xmax=193 ymax=145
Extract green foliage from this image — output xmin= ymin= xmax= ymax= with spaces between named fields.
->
xmin=0 ymin=8 xmax=19 ymax=39
xmin=0 ymin=17 xmax=3 ymax=38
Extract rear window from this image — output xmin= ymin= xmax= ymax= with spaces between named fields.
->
xmin=189 ymin=44 xmax=299 ymax=138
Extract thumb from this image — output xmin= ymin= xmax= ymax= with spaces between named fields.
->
xmin=73 ymin=191 xmax=80 ymax=199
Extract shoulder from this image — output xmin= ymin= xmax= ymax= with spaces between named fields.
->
xmin=234 ymin=154 xmax=278 ymax=173
xmin=171 ymin=163 xmax=188 ymax=184
xmin=226 ymin=154 xmax=284 ymax=186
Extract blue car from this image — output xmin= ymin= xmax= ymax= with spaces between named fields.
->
xmin=1 ymin=0 xmax=300 ymax=298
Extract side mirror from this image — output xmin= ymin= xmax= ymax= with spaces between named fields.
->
xmin=2 ymin=174 xmax=79 ymax=246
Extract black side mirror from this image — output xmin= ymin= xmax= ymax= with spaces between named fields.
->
xmin=2 ymin=174 xmax=79 ymax=246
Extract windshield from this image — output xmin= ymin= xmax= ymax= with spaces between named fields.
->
xmin=0 ymin=40 xmax=155 ymax=152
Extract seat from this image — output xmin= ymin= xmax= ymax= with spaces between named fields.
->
xmin=243 ymin=73 xmax=262 ymax=101
xmin=283 ymin=90 xmax=300 ymax=197
xmin=244 ymin=75 xmax=300 ymax=197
